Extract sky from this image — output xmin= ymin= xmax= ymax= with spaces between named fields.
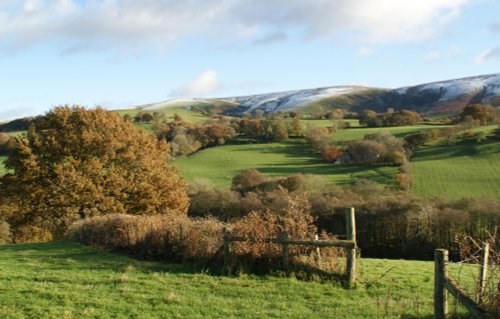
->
xmin=0 ymin=0 xmax=499 ymax=120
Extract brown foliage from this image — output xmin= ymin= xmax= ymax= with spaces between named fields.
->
xmin=67 ymin=214 xmax=224 ymax=262
xmin=459 ymin=104 xmax=494 ymax=125
xmin=0 ymin=220 xmax=12 ymax=244
xmin=360 ymin=109 xmax=422 ymax=127
xmin=0 ymin=133 xmax=14 ymax=156
xmin=231 ymin=169 xmax=268 ymax=192
xmin=321 ymin=145 xmax=344 ymax=162
xmin=455 ymin=231 xmax=500 ymax=317
xmin=229 ymin=192 xmax=317 ymax=259
xmin=1 ymin=106 xmax=189 ymax=241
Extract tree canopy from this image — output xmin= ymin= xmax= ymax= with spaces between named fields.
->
xmin=459 ymin=104 xmax=494 ymax=125
xmin=0 ymin=106 xmax=189 ymax=241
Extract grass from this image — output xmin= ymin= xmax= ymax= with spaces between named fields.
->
xmin=0 ymin=156 xmax=7 ymax=175
xmin=114 ymin=104 xmax=220 ymax=125
xmin=411 ymin=137 xmax=500 ymax=199
xmin=299 ymin=119 xmax=360 ymax=128
xmin=173 ymin=138 xmax=398 ymax=188
xmin=331 ymin=125 xmax=449 ymax=142
xmin=0 ymin=241 xmax=473 ymax=319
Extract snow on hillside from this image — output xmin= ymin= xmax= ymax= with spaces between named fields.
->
xmin=394 ymin=74 xmax=500 ymax=102
xmin=221 ymin=86 xmax=369 ymax=112
xmin=132 ymin=73 xmax=500 ymax=116
xmin=141 ymin=98 xmax=214 ymax=110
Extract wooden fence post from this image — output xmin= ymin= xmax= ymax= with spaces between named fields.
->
xmin=179 ymin=225 xmax=183 ymax=242
xmin=346 ymin=207 xmax=356 ymax=287
xmin=435 ymin=249 xmax=449 ymax=319
xmin=282 ymin=231 xmax=289 ymax=269
xmin=478 ymin=243 xmax=490 ymax=303
xmin=315 ymin=234 xmax=322 ymax=269
xmin=223 ymin=227 xmax=231 ymax=276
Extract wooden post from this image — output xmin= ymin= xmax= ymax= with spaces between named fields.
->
xmin=223 ymin=227 xmax=231 ymax=276
xmin=478 ymin=243 xmax=490 ymax=303
xmin=282 ymin=231 xmax=289 ymax=269
xmin=435 ymin=249 xmax=449 ymax=319
xmin=345 ymin=207 xmax=356 ymax=287
xmin=315 ymin=234 xmax=322 ymax=269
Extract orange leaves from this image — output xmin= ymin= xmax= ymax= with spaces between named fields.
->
xmin=2 ymin=106 xmax=189 ymax=242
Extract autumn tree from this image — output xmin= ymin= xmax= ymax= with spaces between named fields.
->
xmin=0 ymin=106 xmax=189 ymax=241
xmin=459 ymin=104 xmax=494 ymax=125
xmin=0 ymin=133 xmax=14 ymax=155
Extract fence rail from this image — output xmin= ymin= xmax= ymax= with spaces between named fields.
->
xmin=222 ymin=207 xmax=357 ymax=287
xmin=434 ymin=248 xmax=493 ymax=319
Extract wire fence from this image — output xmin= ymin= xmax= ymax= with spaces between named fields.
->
xmin=453 ymin=231 xmax=500 ymax=318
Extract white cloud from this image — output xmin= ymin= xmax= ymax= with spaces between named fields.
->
xmin=170 ymin=70 xmax=220 ymax=97
xmin=0 ymin=0 xmax=471 ymax=53
xmin=357 ymin=46 xmax=374 ymax=56
xmin=475 ymin=47 xmax=500 ymax=64
xmin=424 ymin=50 xmax=441 ymax=61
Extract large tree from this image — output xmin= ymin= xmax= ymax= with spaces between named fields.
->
xmin=0 ymin=106 xmax=189 ymax=241
xmin=459 ymin=104 xmax=494 ymax=125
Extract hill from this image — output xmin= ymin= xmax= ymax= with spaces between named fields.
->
xmin=134 ymin=73 xmax=500 ymax=117
xmin=0 ymin=241 xmax=473 ymax=318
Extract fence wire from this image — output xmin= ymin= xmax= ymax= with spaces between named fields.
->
xmin=452 ymin=232 xmax=500 ymax=318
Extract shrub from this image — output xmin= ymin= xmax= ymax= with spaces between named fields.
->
xmin=0 ymin=133 xmax=14 ymax=156
xmin=0 ymin=221 xmax=12 ymax=244
xmin=348 ymin=139 xmax=388 ymax=164
xmin=231 ymin=169 xmax=268 ymax=192
xmin=67 ymin=214 xmax=224 ymax=262
xmin=1 ymin=106 xmax=189 ymax=241
xmin=395 ymin=172 xmax=411 ymax=190
xmin=304 ymin=126 xmax=330 ymax=151
xmin=321 ymin=145 xmax=343 ymax=162
xmin=230 ymin=192 xmax=316 ymax=259
xmin=459 ymin=104 xmax=494 ymax=125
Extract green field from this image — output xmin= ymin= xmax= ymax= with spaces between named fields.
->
xmin=299 ymin=119 xmax=360 ymax=128
xmin=0 ymin=241 xmax=473 ymax=319
xmin=114 ymin=101 xmax=228 ymax=125
xmin=332 ymin=124 xmax=447 ymax=142
xmin=0 ymin=156 xmax=7 ymax=175
xmin=412 ymin=138 xmax=500 ymax=199
xmin=173 ymin=139 xmax=397 ymax=188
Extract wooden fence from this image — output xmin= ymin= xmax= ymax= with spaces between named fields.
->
xmin=434 ymin=245 xmax=493 ymax=319
xmin=222 ymin=207 xmax=358 ymax=287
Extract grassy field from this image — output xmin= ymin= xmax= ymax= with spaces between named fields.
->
xmin=173 ymin=138 xmax=397 ymax=188
xmin=299 ymin=119 xmax=360 ymax=128
xmin=331 ymin=124 xmax=448 ymax=142
xmin=412 ymin=138 xmax=500 ymax=199
xmin=114 ymin=103 xmax=220 ymax=125
xmin=0 ymin=241 xmax=473 ymax=319
xmin=0 ymin=156 xmax=7 ymax=175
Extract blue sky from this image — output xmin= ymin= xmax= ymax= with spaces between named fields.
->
xmin=0 ymin=0 xmax=499 ymax=120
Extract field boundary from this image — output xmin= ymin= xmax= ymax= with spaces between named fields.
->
xmin=223 ymin=207 xmax=358 ymax=287
xmin=434 ymin=247 xmax=493 ymax=319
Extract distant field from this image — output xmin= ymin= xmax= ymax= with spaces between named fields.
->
xmin=0 ymin=241 xmax=473 ymax=318
xmin=332 ymin=124 xmax=448 ymax=142
xmin=173 ymin=139 xmax=397 ymax=188
xmin=412 ymin=138 xmax=500 ymax=199
xmin=0 ymin=156 xmax=6 ymax=175
xmin=299 ymin=119 xmax=359 ymax=128
xmin=114 ymin=107 xmax=212 ymax=125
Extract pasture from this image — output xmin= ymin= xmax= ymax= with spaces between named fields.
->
xmin=331 ymin=124 xmax=448 ymax=142
xmin=172 ymin=138 xmax=397 ymax=188
xmin=412 ymin=138 xmax=500 ymax=199
xmin=0 ymin=156 xmax=7 ymax=175
xmin=0 ymin=241 xmax=472 ymax=319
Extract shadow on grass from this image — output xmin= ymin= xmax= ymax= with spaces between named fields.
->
xmin=0 ymin=241 xmax=203 ymax=275
xmin=412 ymin=138 xmax=500 ymax=163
